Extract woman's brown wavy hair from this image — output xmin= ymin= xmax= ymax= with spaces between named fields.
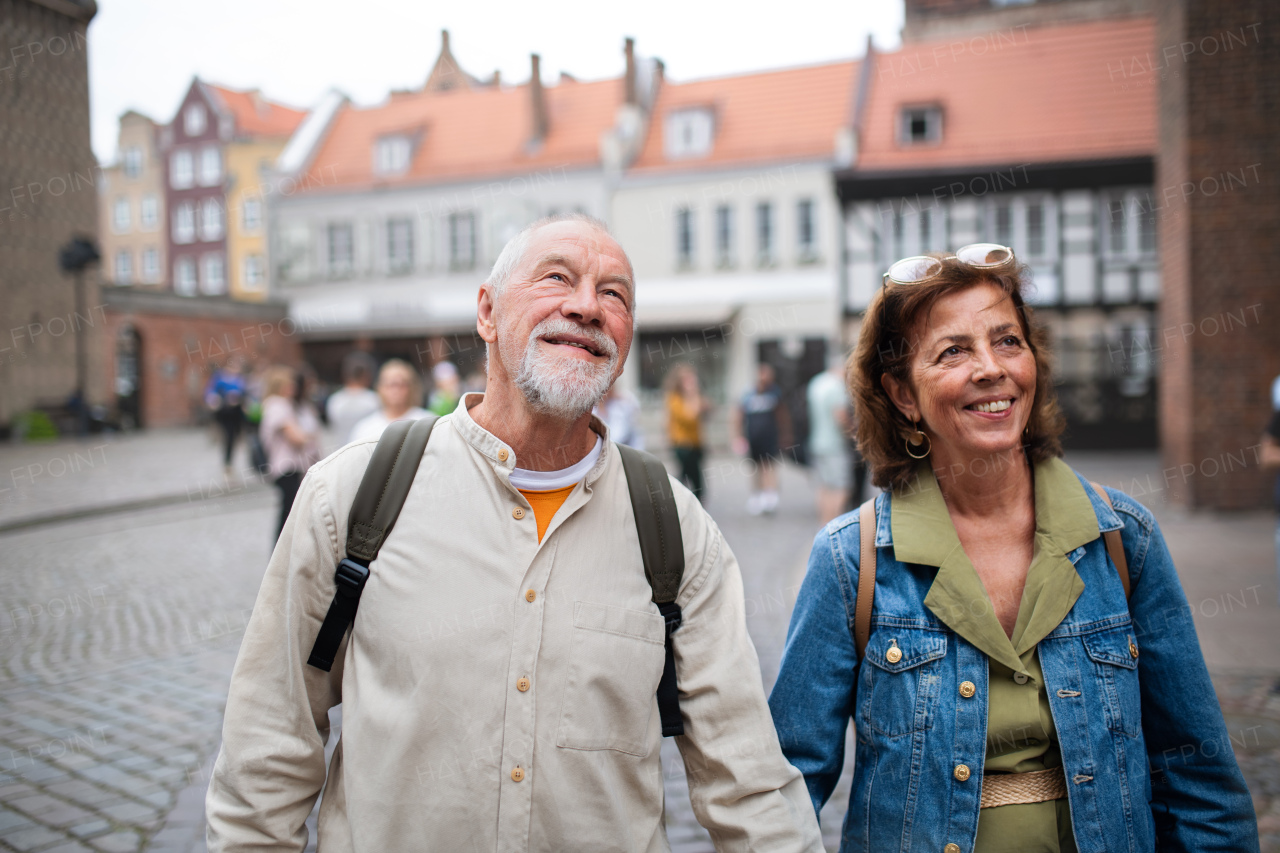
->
xmin=850 ymin=256 xmax=1065 ymax=490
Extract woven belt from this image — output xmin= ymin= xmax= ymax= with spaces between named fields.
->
xmin=980 ymin=767 xmax=1068 ymax=809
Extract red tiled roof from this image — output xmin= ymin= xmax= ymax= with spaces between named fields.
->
xmin=855 ymin=17 xmax=1156 ymax=172
xmin=629 ymin=60 xmax=859 ymax=173
xmin=299 ymin=77 xmax=623 ymax=190
xmin=207 ymin=84 xmax=307 ymax=139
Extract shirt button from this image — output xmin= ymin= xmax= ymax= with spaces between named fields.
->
xmin=517 ymin=677 xmax=530 ymax=692
xmin=525 ymin=589 xmax=537 ymax=603
xmin=1013 ymin=672 xmax=1029 ymax=685
xmin=954 ymin=764 xmax=971 ymax=782
xmin=959 ymin=681 xmax=976 ymax=698
xmin=944 ymin=845 xmax=961 ymax=853
xmin=498 ymin=448 xmax=509 ymax=462
xmin=512 ymin=506 xmax=525 ymax=520
xmin=511 ymin=766 xmax=524 ymax=782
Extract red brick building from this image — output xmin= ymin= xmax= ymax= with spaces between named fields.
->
xmin=1157 ymin=0 xmax=1279 ymax=509
xmin=102 ymin=289 xmax=300 ymax=428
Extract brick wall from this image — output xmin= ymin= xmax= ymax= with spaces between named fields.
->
xmin=1158 ymin=0 xmax=1279 ymax=508
xmin=0 ymin=0 xmax=101 ymax=428
xmin=103 ymin=290 xmax=302 ymax=429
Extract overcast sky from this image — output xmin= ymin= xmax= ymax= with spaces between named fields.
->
xmin=87 ymin=0 xmax=904 ymax=163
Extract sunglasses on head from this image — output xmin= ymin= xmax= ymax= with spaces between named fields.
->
xmin=883 ymin=243 xmax=1016 ymax=286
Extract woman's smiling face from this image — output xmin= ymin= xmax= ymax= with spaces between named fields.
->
xmin=883 ymin=281 xmax=1037 ymax=465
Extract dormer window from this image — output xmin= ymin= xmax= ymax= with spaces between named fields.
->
xmin=664 ymin=108 xmax=715 ymax=160
xmin=184 ymin=103 xmax=206 ymax=136
xmin=374 ymin=135 xmax=414 ymax=176
xmin=899 ymin=106 xmax=942 ymax=145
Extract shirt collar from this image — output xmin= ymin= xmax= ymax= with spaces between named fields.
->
xmin=449 ymin=392 xmax=614 ymax=486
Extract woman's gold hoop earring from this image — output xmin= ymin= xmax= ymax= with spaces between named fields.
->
xmin=906 ymin=423 xmax=931 ymax=459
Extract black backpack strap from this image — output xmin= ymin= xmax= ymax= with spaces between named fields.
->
xmin=307 ymin=416 xmax=438 ymax=671
xmin=617 ymin=444 xmax=686 ymax=737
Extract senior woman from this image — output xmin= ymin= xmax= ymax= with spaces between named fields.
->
xmin=768 ymin=246 xmax=1258 ymax=853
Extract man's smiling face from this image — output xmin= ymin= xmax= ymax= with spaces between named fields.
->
xmin=490 ymin=220 xmax=635 ymax=419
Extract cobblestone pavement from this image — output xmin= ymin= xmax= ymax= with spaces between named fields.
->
xmin=1 ymin=433 xmax=1278 ymax=852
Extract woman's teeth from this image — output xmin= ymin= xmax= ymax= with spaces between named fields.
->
xmin=969 ymin=399 xmax=1012 ymax=413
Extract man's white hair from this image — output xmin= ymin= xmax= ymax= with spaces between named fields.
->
xmin=486 ymin=212 xmax=629 ymax=298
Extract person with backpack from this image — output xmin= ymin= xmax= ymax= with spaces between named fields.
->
xmin=206 ymin=214 xmax=822 ymax=852
xmin=768 ymin=246 xmax=1259 ymax=853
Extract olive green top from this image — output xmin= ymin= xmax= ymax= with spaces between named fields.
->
xmin=892 ymin=457 xmax=1100 ymax=853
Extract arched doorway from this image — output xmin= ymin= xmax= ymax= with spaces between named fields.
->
xmin=115 ymin=324 xmax=143 ymax=429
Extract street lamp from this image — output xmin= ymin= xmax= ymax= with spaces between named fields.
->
xmin=58 ymin=235 xmax=100 ymax=434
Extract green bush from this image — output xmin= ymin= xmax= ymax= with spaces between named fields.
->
xmin=14 ymin=410 xmax=58 ymax=442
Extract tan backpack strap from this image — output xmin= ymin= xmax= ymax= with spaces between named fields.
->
xmin=1089 ymin=481 xmax=1131 ymax=599
xmin=854 ymin=498 xmax=878 ymax=660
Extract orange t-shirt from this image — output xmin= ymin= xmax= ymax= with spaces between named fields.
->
xmin=518 ymin=484 xmax=577 ymax=542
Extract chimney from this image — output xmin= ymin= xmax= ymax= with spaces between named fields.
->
xmin=441 ymin=29 xmax=450 ymax=52
xmin=624 ymin=37 xmax=636 ymax=106
xmin=529 ymin=53 xmax=548 ymax=145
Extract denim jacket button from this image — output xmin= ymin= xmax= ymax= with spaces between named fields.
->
xmin=885 ymin=640 xmax=902 ymax=664
xmin=954 ymin=764 xmax=971 ymax=782
xmin=944 ymin=843 xmax=962 ymax=853
xmin=1129 ymin=640 xmax=1139 ymax=658
xmin=959 ymin=680 xmax=976 ymax=698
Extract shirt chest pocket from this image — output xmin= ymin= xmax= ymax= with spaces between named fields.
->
xmin=556 ymin=601 xmax=667 ymax=757
xmin=860 ymin=629 xmax=947 ymax=738
xmin=1082 ymin=626 xmax=1142 ymax=738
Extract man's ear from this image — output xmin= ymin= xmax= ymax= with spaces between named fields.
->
xmin=881 ymin=373 xmax=919 ymax=423
xmin=476 ymin=285 xmax=498 ymax=344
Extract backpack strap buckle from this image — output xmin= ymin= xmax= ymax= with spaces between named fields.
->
xmin=334 ymin=558 xmax=370 ymax=598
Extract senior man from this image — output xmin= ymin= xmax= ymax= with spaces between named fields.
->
xmin=206 ymin=215 xmax=823 ymax=852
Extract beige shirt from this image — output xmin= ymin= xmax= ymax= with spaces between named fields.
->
xmin=206 ymin=394 xmax=821 ymax=853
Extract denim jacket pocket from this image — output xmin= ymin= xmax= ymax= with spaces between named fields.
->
xmin=861 ymin=628 xmax=947 ymax=737
xmin=1082 ymin=625 xmax=1142 ymax=738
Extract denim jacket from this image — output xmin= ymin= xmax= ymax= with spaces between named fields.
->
xmin=769 ymin=469 xmax=1259 ymax=853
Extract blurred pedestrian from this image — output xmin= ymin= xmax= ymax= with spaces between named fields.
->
xmin=807 ymin=354 xmax=852 ymax=525
xmin=596 ymin=382 xmax=644 ymax=449
xmin=733 ymin=362 xmax=788 ymax=515
xmin=260 ymin=366 xmax=322 ymax=540
xmin=427 ymin=360 xmax=462 ymax=416
xmin=205 ymin=356 xmax=248 ymax=475
xmin=350 ymin=359 xmax=430 ymax=441
xmin=665 ymin=364 xmax=709 ymax=501
xmin=326 ymin=352 xmax=380 ymax=446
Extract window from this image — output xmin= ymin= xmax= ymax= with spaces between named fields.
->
xmin=112 ymin=197 xmax=130 ymax=232
xmin=1107 ymin=198 xmax=1127 ymax=254
xmin=374 ymin=135 xmax=413 ymax=176
xmin=202 ymin=253 xmax=226 ymax=295
xmin=184 ymin=103 xmax=206 ymax=136
xmin=797 ymin=198 xmax=816 ymax=259
xmin=243 ymin=255 xmax=265 ymax=291
xmin=663 ymin=108 xmax=715 ymax=159
xmin=199 ymin=146 xmax=222 ymax=186
xmin=676 ymin=207 xmax=694 ymax=267
xmin=1138 ymin=202 xmax=1157 ymax=253
xmin=756 ymin=201 xmax=774 ymax=264
xmin=114 ymin=250 xmax=132 ymax=284
xmin=170 ymin=150 xmax=194 ymax=189
xmin=174 ymin=257 xmax=197 ymax=295
xmin=387 ymin=217 xmax=414 ymax=271
xmin=892 ymin=208 xmax=904 ymax=261
xmin=918 ymin=206 xmax=932 ymax=252
xmin=995 ymin=203 xmax=1013 ymax=246
xmin=448 ymin=212 xmax=475 ymax=270
xmin=173 ymin=202 xmax=195 ymax=243
xmin=899 ymin=106 xmax=943 ymax=145
xmin=142 ymin=247 xmax=159 ymax=282
xmin=715 ymin=205 xmax=733 ymax=267
xmin=123 ymin=147 xmax=143 ymax=179
xmin=328 ymin=222 xmax=354 ymax=273
xmin=242 ymin=197 xmax=262 ymax=231
xmin=200 ymin=198 xmax=224 ymax=241
xmin=1027 ymin=202 xmax=1045 ymax=256
xmin=140 ymin=195 xmax=158 ymax=229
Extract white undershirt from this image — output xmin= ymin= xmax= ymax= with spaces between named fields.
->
xmin=508 ymin=436 xmax=603 ymax=491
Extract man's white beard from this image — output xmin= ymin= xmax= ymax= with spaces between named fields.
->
xmin=501 ymin=318 xmax=619 ymax=420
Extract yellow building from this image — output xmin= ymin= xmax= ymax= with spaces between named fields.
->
xmin=225 ymin=138 xmax=289 ymax=301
